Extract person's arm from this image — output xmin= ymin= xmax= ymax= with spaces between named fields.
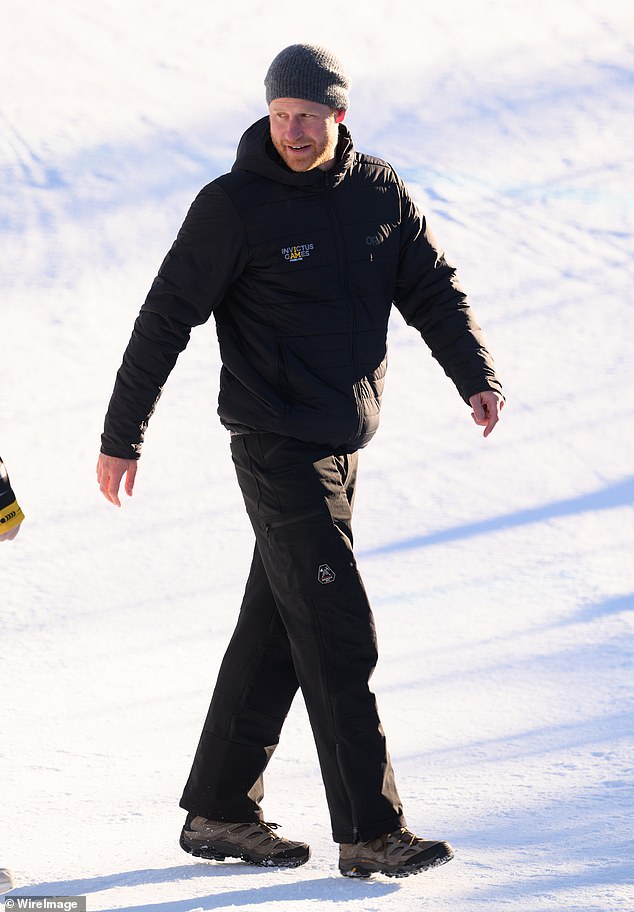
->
xmin=0 ymin=456 xmax=25 ymax=540
xmin=392 ymin=180 xmax=504 ymax=422
xmin=98 ymin=182 xmax=247 ymax=505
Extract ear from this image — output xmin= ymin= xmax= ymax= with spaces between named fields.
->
xmin=334 ymin=108 xmax=346 ymax=124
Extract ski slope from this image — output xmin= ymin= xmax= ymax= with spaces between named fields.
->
xmin=2 ymin=1 xmax=633 ymax=910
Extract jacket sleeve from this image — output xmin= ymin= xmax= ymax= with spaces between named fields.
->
xmin=101 ymin=182 xmax=248 ymax=458
xmin=0 ymin=456 xmax=25 ymax=532
xmin=393 ymin=180 xmax=503 ymax=404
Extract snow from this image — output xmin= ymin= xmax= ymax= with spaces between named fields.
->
xmin=2 ymin=0 xmax=633 ymax=909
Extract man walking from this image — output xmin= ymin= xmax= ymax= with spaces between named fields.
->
xmin=0 ymin=456 xmax=24 ymax=542
xmin=1 ymin=454 xmax=25 ymax=894
xmin=97 ymin=44 xmax=504 ymax=878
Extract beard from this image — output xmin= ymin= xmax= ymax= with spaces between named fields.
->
xmin=271 ymin=123 xmax=339 ymax=173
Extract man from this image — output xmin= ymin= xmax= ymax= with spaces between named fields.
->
xmin=97 ymin=44 xmax=504 ymax=878
xmin=0 ymin=456 xmax=24 ymax=542
xmin=1 ymin=456 xmax=24 ymax=895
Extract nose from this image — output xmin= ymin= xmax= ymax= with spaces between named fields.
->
xmin=286 ymin=117 xmax=303 ymax=141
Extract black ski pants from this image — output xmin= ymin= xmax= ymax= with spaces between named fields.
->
xmin=180 ymin=432 xmax=405 ymax=843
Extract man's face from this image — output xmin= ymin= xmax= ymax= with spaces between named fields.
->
xmin=268 ymin=98 xmax=345 ymax=173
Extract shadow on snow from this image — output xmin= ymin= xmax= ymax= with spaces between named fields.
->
xmin=359 ymin=476 xmax=634 ymax=557
xmin=8 ymin=870 xmax=399 ymax=911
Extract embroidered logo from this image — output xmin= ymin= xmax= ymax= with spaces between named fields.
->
xmin=317 ymin=564 xmax=336 ymax=585
xmin=282 ymin=243 xmax=314 ymax=262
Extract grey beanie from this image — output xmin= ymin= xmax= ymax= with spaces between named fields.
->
xmin=264 ymin=44 xmax=350 ymax=110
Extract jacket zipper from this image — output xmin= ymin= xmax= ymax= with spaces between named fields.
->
xmin=276 ymin=341 xmax=292 ymax=411
xmin=324 ymin=176 xmax=364 ymax=441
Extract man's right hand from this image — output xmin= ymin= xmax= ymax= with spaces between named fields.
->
xmin=96 ymin=453 xmax=138 ymax=507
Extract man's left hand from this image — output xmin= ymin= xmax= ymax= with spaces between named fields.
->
xmin=469 ymin=391 xmax=504 ymax=437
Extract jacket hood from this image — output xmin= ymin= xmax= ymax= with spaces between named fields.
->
xmin=231 ymin=116 xmax=354 ymax=189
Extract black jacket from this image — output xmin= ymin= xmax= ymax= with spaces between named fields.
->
xmin=0 ymin=457 xmax=16 ymax=511
xmin=0 ymin=456 xmax=24 ymax=533
xmin=102 ymin=118 xmax=502 ymax=457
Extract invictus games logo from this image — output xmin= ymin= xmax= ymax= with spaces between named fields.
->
xmin=317 ymin=564 xmax=336 ymax=585
xmin=282 ymin=243 xmax=314 ymax=262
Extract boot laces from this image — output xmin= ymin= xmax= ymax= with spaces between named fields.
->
xmin=371 ymin=827 xmax=418 ymax=854
xmin=398 ymin=827 xmax=418 ymax=846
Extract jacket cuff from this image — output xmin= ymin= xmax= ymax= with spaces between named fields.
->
xmin=0 ymin=500 xmax=25 ymax=533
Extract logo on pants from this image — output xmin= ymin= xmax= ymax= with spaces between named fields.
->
xmin=317 ymin=564 xmax=336 ymax=585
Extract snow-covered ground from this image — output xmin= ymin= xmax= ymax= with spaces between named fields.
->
xmin=2 ymin=1 xmax=633 ymax=909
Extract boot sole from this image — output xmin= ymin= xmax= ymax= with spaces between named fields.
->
xmin=339 ymin=843 xmax=454 ymax=878
xmin=179 ymin=828 xmax=310 ymax=868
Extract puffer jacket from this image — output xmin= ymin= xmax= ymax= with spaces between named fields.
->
xmin=101 ymin=118 xmax=502 ymax=457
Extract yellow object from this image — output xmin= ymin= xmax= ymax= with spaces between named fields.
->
xmin=0 ymin=500 xmax=25 ymax=532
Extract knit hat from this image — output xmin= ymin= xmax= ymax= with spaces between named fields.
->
xmin=264 ymin=44 xmax=350 ymax=110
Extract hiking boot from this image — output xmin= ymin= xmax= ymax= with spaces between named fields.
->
xmin=339 ymin=827 xmax=454 ymax=878
xmin=179 ymin=813 xmax=310 ymax=868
